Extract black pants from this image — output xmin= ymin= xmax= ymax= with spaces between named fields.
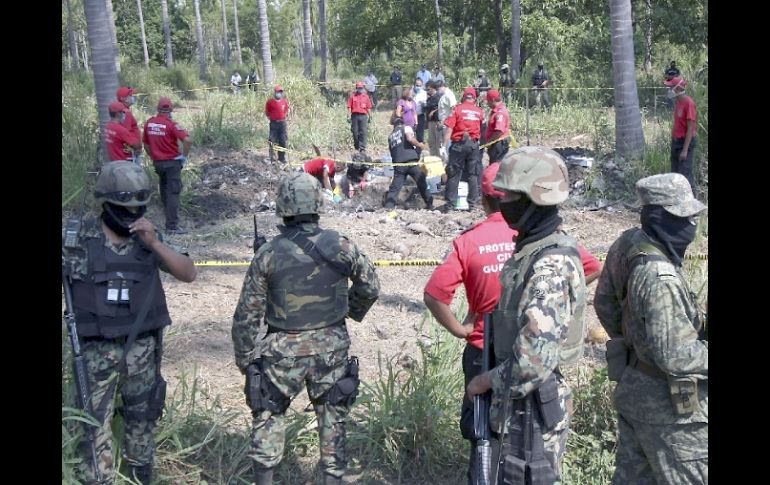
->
xmin=269 ymin=120 xmax=288 ymax=163
xmin=153 ymin=160 xmax=183 ymax=230
xmin=671 ymin=137 xmax=697 ymax=190
xmin=416 ymin=113 xmax=427 ymax=143
xmin=487 ymin=138 xmax=510 ymax=164
xmin=384 ymin=164 xmax=432 ymax=208
xmin=445 ymin=139 xmax=481 ymax=207
xmin=367 ymin=90 xmax=378 ymax=107
xmin=351 ymin=113 xmax=369 ymax=151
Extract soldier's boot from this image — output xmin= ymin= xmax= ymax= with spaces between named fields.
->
xmin=129 ymin=464 xmax=152 ymax=485
xmin=253 ymin=465 xmax=274 ymax=485
xmin=322 ymin=474 xmax=343 ymax=485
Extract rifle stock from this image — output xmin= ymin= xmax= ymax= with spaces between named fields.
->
xmin=473 ymin=313 xmax=494 ymax=485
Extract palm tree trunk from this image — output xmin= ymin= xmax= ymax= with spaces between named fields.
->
xmin=644 ymin=0 xmax=653 ymax=73
xmin=434 ymin=0 xmax=443 ymax=67
xmin=233 ymin=0 xmax=243 ymax=65
xmin=160 ymin=0 xmax=174 ymax=67
xmin=194 ymin=0 xmax=207 ymax=78
xmin=65 ymin=0 xmax=80 ymax=71
xmin=221 ymin=0 xmax=230 ymax=64
xmin=257 ymin=0 xmax=274 ymax=84
xmin=493 ymin=0 xmax=506 ymax=67
xmin=609 ymin=0 xmax=645 ymax=160
xmin=136 ymin=0 xmax=150 ymax=68
xmin=302 ymin=0 xmax=313 ymax=78
xmin=317 ymin=0 xmax=328 ymax=82
xmin=511 ymin=0 xmax=521 ymax=80
xmin=83 ymin=0 xmax=120 ymax=162
xmin=104 ymin=0 xmax=121 ymax=72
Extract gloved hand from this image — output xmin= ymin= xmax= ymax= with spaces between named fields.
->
xmin=359 ymin=180 xmax=368 ymax=190
xmin=439 ymin=146 xmax=448 ymax=161
xmin=333 ymin=194 xmax=343 ymax=204
xmin=347 ymin=117 xmax=352 ymax=124
xmin=175 ymin=154 xmax=188 ymax=168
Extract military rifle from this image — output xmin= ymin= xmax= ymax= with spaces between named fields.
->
xmin=253 ymin=215 xmax=267 ymax=254
xmin=473 ymin=313 xmax=494 ymax=485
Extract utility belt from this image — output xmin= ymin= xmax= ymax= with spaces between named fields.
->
xmin=81 ymin=330 xmax=156 ymax=344
xmin=628 ymin=352 xmax=668 ymax=379
xmin=266 ymin=319 xmax=345 ymax=335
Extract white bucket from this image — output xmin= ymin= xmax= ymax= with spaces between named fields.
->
xmin=426 ymin=176 xmax=442 ymax=194
xmin=455 ymin=181 xmax=469 ymax=210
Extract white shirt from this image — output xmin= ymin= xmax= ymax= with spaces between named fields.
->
xmin=231 ymin=74 xmax=242 ymax=84
xmin=438 ymin=88 xmax=457 ymax=122
xmin=364 ymin=74 xmax=378 ymax=92
xmin=413 ymin=88 xmax=428 ymax=115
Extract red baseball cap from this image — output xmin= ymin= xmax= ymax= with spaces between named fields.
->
xmin=664 ymin=76 xmax=687 ymax=89
xmin=108 ymin=101 xmax=127 ymax=114
xmin=482 ymin=163 xmax=506 ymax=199
xmin=157 ymin=96 xmax=173 ymax=111
xmin=463 ymin=87 xmax=477 ymax=99
xmin=116 ymin=86 xmax=135 ymax=99
xmin=355 ymin=81 xmax=365 ymax=88
xmin=274 ymin=85 xmax=284 ymax=92
xmin=486 ymin=89 xmax=501 ymax=102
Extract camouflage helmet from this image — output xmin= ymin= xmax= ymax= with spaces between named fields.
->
xmin=492 ymin=146 xmax=570 ymax=206
xmin=275 ymin=172 xmax=325 ymax=217
xmin=94 ymin=161 xmax=152 ymax=207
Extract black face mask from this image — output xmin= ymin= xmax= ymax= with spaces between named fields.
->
xmin=499 ymin=198 xmax=533 ymax=229
xmin=500 ymin=196 xmax=562 ymax=250
xmin=102 ymin=202 xmax=146 ymax=237
xmin=641 ymin=205 xmax=697 ymax=266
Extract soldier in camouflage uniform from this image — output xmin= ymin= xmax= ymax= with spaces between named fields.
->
xmin=232 ymin=172 xmax=380 ymax=485
xmin=595 ymin=173 xmax=707 ymax=485
xmin=62 ymin=161 xmax=197 ymax=484
xmin=466 ymin=146 xmax=586 ymax=483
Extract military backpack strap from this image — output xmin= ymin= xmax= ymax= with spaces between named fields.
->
xmin=286 ymin=228 xmax=352 ymax=278
xmin=116 ymin=273 xmax=159 ymax=373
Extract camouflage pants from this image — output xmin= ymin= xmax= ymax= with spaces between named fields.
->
xmin=612 ymin=413 xmax=708 ymax=485
xmin=250 ymin=348 xmax=350 ymax=478
xmin=75 ymin=334 xmax=159 ymax=484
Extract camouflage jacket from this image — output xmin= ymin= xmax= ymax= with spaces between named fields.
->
xmin=595 ymin=227 xmax=707 ymax=424
xmin=231 ymin=222 xmax=380 ymax=370
xmin=488 ymin=231 xmax=586 ymax=429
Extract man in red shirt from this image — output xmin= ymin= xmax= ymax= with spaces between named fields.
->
xmin=348 ymin=81 xmax=373 ymax=152
xmin=142 ymin=97 xmax=192 ymax=234
xmin=441 ymin=87 xmax=485 ymax=212
xmin=105 ymin=102 xmax=141 ymax=162
xmin=303 ymin=157 xmax=343 ymax=192
xmin=265 ymin=85 xmax=290 ymax=164
xmin=117 ymin=86 xmax=142 ymax=164
xmin=665 ymin=77 xmax=698 ymax=189
xmin=484 ymin=89 xmax=511 ymax=164
xmin=424 ymin=162 xmax=602 ymax=484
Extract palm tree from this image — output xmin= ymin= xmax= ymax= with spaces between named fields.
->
xmin=83 ymin=0 xmax=120 ymax=161
xmin=136 ymin=0 xmax=150 ymax=68
xmin=434 ymin=0 xmax=443 ymax=67
xmin=609 ymin=0 xmax=645 ymax=160
xmin=511 ymin=0 xmax=521 ymax=81
xmin=193 ymin=0 xmax=207 ymax=78
xmin=302 ymin=0 xmax=313 ymax=78
xmin=160 ymin=0 xmax=174 ymax=67
xmin=220 ymin=0 xmax=230 ymax=64
xmin=317 ymin=0 xmax=328 ymax=82
xmin=104 ymin=0 xmax=120 ymax=72
xmin=65 ymin=0 xmax=80 ymax=71
xmin=257 ymin=0 xmax=274 ymax=84
xmin=494 ymin=0 xmax=506 ymax=66
xmin=233 ymin=0 xmax=243 ymax=65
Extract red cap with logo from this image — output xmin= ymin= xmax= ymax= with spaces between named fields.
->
xmin=463 ymin=87 xmax=477 ymax=99
xmin=355 ymin=81 xmax=365 ymax=88
xmin=116 ymin=86 xmax=135 ymax=99
xmin=157 ymin=96 xmax=173 ymax=111
xmin=108 ymin=101 xmax=127 ymax=114
xmin=664 ymin=76 xmax=687 ymax=89
xmin=274 ymin=84 xmax=284 ymax=92
xmin=486 ymin=89 xmax=501 ymax=102
xmin=482 ymin=162 xmax=506 ymax=199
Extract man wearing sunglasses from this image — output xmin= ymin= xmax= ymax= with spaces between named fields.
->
xmin=63 ymin=161 xmax=197 ymax=484
xmin=142 ymin=96 xmax=192 ymax=235
xmin=595 ymin=173 xmax=707 ymax=484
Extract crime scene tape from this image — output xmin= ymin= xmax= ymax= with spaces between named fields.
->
xmin=194 ymin=254 xmax=707 ymax=268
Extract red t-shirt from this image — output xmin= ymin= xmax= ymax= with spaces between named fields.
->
xmin=485 ymin=103 xmax=510 ymax=141
xmin=265 ymin=98 xmax=290 ymax=121
xmin=672 ymin=95 xmax=697 ymax=139
xmin=105 ymin=121 xmax=139 ymax=161
xmin=425 ymin=212 xmax=603 ymax=350
xmin=424 ymin=212 xmax=517 ymax=349
xmin=142 ymin=114 xmax=189 ymax=161
xmin=121 ymin=108 xmax=141 ymax=140
xmin=347 ymin=92 xmax=372 ymax=114
xmin=304 ymin=157 xmax=335 ymax=177
xmin=444 ymin=101 xmax=484 ymax=141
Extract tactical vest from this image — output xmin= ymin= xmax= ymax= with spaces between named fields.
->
xmin=388 ymin=126 xmax=419 ymax=163
xmin=71 ymin=225 xmax=170 ymax=339
xmin=265 ymin=228 xmax=349 ymax=331
xmin=492 ymin=232 xmax=586 ymax=368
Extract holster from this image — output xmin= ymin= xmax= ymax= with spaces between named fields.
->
xmin=321 ymin=356 xmax=360 ymax=407
xmin=605 ymin=338 xmax=630 ymax=382
xmin=244 ymin=359 xmax=291 ymax=414
xmin=145 ymin=329 xmax=166 ymax=422
xmin=534 ymin=373 xmax=564 ymax=432
xmin=668 ymin=376 xmax=701 ymax=416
